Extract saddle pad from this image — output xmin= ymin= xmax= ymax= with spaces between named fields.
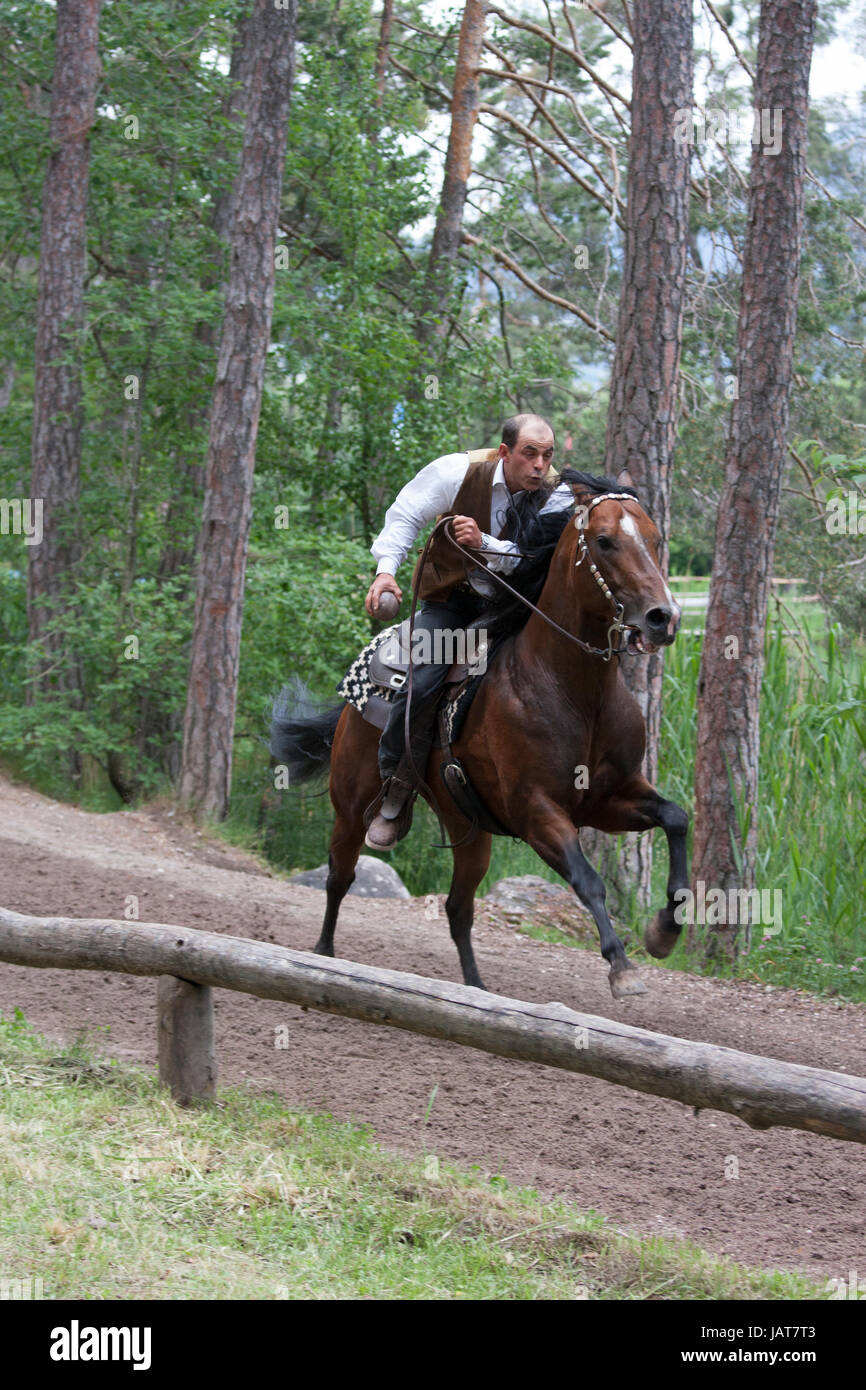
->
xmin=441 ymin=673 xmax=485 ymax=744
xmin=336 ymin=625 xmax=399 ymax=717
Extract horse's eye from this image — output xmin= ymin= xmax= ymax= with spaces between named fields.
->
xmin=597 ymin=535 xmax=613 ymax=551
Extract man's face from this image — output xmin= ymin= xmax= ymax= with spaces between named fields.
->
xmin=500 ymin=426 xmax=555 ymax=493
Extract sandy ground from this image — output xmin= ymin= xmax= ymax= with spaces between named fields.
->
xmin=0 ymin=771 xmax=864 ymax=1282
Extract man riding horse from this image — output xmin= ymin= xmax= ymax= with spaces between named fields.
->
xmin=363 ymin=413 xmax=574 ymax=850
xmin=272 ymin=443 xmax=688 ymax=998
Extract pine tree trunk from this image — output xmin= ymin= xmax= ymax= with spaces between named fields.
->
xmin=178 ymin=0 xmax=297 ymax=821
xmin=374 ymin=0 xmax=394 ymax=111
xmin=691 ymin=0 xmax=817 ymax=964
xmin=155 ymin=7 xmax=257 ymax=595
xmin=418 ymin=0 xmax=487 ymax=345
xmin=27 ymin=0 xmax=102 ymax=709
xmin=586 ymin=0 xmax=692 ymax=913
xmin=136 ymin=7 xmax=259 ymax=789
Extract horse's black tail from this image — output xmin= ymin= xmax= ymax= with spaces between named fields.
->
xmin=269 ymin=677 xmax=344 ymax=786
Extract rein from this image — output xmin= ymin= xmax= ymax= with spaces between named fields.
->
xmin=401 ymin=520 xmax=473 ymax=848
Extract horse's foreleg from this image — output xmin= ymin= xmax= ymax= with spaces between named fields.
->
xmin=527 ymin=803 xmax=647 ymax=1000
xmin=588 ymin=778 xmax=689 ymax=960
xmin=443 ymin=829 xmax=492 ymax=990
xmin=645 ymin=797 xmax=689 ymax=959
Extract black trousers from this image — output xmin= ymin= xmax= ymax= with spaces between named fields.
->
xmin=378 ymin=590 xmax=487 ymax=780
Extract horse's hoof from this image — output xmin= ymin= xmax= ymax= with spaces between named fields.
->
xmin=644 ymin=911 xmax=681 ymax=959
xmin=609 ymin=964 xmax=648 ymax=999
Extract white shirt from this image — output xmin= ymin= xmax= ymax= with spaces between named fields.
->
xmin=371 ymin=451 xmax=573 ymax=597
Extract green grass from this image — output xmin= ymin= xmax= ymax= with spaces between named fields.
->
xmin=510 ymin=920 xmax=584 ymax=948
xmin=0 ymin=1014 xmax=829 ymax=1301
xmin=650 ymin=618 xmax=866 ymax=1003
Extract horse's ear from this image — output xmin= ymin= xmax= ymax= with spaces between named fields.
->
xmin=567 ymin=479 xmax=596 ymax=508
xmin=616 ymin=467 xmax=636 ymax=491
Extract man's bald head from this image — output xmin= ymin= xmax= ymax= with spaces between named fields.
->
xmin=501 ymin=413 xmax=555 ymax=450
xmin=499 ymin=414 xmax=555 ymax=494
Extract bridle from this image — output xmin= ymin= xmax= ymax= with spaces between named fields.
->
xmin=571 ymin=491 xmax=639 ymax=662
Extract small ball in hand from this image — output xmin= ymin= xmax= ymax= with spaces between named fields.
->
xmin=375 ymin=590 xmax=400 ymax=621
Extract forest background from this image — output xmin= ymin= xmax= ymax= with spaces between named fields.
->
xmin=0 ymin=0 xmax=863 ymax=998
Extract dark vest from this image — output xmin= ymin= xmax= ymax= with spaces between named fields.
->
xmin=413 ymin=450 xmax=500 ymax=603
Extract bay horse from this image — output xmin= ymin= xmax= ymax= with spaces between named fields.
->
xmin=271 ymin=468 xmax=689 ymax=1000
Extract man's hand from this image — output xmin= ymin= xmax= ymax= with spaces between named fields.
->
xmin=451 ymin=515 xmax=484 ymax=548
xmin=365 ymin=573 xmax=403 ymax=617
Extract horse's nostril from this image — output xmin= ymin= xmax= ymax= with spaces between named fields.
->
xmin=647 ymin=607 xmax=671 ymax=631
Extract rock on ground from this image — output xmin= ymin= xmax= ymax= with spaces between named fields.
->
xmin=485 ymin=874 xmax=596 ymax=941
xmin=289 ymin=854 xmax=409 ymax=899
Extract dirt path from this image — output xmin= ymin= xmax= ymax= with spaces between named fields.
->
xmin=0 ymin=771 xmax=863 ymax=1282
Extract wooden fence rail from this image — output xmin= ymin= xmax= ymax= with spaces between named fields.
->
xmin=1 ymin=906 xmax=865 ymax=1144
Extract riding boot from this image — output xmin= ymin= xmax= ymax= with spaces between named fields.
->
xmin=364 ymin=755 xmax=417 ymax=852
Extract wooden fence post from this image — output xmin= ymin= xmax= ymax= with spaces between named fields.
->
xmin=157 ymin=975 xmax=217 ymax=1105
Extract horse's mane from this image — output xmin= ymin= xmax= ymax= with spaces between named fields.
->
xmin=476 ymin=469 xmax=641 ymax=644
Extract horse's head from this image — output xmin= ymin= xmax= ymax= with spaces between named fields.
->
xmin=562 ymin=468 xmax=681 ymax=654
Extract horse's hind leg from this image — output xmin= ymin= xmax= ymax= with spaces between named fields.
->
xmin=313 ymin=705 xmax=381 ymax=959
xmin=444 ymin=828 xmax=492 ymax=990
xmin=313 ymin=812 xmax=365 ymax=958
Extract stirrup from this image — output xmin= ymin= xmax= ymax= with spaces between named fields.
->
xmin=380 ymin=775 xmax=414 ymax=820
xmin=363 ymin=769 xmax=417 ymax=850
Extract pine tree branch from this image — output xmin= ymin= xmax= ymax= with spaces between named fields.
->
xmin=486 ymin=4 xmax=630 ymax=108
xmin=478 ymin=103 xmax=618 ymax=218
xmin=461 ymin=229 xmax=615 ymax=339
xmin=581 ymin=1 xmax=632 ymax=50
xmin=700 ymin=0 xmax=866 ymax=236
xmin=480 ymin=39 xmax=621 ymax=203
xmin=386 ymin=52 xmax=452 ymax=105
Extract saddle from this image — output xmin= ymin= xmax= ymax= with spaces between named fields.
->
xmin=336 ymin=620 xmax=509 ymax=840
xmin=362 ymin=618 xmax=490 ymax=733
